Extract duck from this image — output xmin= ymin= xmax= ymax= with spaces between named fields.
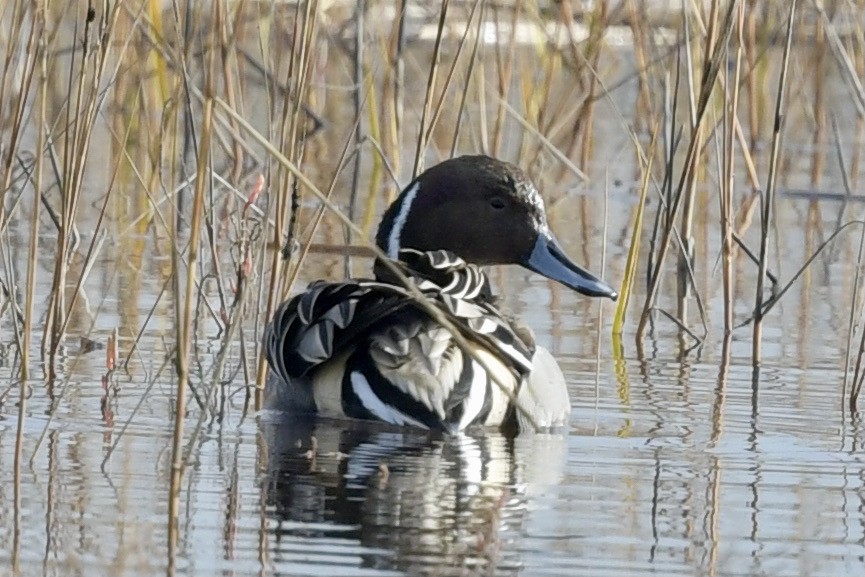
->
xmin=263 ymin=155 xmax=617 ymax=433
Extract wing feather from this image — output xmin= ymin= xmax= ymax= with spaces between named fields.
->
xmin=265 ymin=248 xmax=537 ymax=428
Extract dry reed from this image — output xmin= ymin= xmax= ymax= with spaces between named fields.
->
xmin=4 ymin=3 xmax=865 ymax=566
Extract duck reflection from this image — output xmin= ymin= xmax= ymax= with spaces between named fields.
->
xmin=260 ymin=416 xmax=567 ymax=576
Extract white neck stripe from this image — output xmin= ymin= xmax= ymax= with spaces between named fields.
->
xmin=387 ymin=181 xmax=420 ymax=258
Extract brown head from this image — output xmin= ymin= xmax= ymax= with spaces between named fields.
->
xmin=375 ymin=155 xmax=617 ymax=299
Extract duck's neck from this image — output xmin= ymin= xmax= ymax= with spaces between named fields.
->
xmin=375 ymin=180 xmax=422 ymax=260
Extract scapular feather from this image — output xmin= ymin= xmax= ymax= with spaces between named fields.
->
xmin=263 ymin=249 xmax=536 ymax=415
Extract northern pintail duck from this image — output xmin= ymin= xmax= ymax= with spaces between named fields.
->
xmin=264 ymin=155 xmax=617 ymax=433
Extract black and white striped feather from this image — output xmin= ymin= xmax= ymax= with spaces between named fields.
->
xmin=264 ymin=249 xmax=536 ymax=431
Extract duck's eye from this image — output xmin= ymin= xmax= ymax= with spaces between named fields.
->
xmin=489 ymin=197 xmax=506 ymax=210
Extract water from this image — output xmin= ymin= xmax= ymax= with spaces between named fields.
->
xmin=4 ymin=3 xmax=865 ymax=576
xmin=4 ymin=262 xmax=865 ymax=576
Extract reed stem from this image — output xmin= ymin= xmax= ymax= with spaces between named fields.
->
xmin=752 ymin=0 xmax=796 ymax=366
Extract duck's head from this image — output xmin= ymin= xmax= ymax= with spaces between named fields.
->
xmin=375 ymin=155 xmax=618 ymax=300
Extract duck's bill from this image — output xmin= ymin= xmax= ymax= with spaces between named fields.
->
xmin=524 ymin=233 xmax=618 ymax=300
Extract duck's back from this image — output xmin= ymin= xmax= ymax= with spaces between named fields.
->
xmin=263 ymin=250 xmax=537 ymax=432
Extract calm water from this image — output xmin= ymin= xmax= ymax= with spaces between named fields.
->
xmin=3 ymin=258 xmax=865 ymax=577
xmin=4 ymin=3 xmax=865 ymax=576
